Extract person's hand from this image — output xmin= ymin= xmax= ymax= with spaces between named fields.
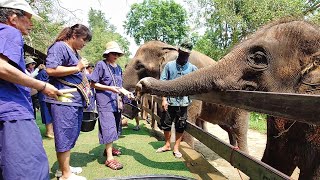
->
xmin=41 ymin=83 xmax=62 ymax=100
xmin=110 ymin=86 xmax=120 ymax=93
xmin=77 ymin=58 xmax=89 ymax=71
xmin=118 ymin=88 xmax=135 ymax=100
xmin=162 ymin=99 xmax=168 ymax=111
xmin=38 ymin=64 xmax=45 ymax=70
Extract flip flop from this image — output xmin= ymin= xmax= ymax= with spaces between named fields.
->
xmin=156 ymin=147 xmax=171 ymax=153
xmin=173 ymin=151 xmax=182 ymax=158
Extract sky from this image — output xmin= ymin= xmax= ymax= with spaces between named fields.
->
xmin=59 ymin=0 xmax=186 ymax=57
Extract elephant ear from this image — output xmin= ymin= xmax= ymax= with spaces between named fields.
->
xmin=297 ymin=51 xmax=320 ymax=94
xmin=159 ymin=46 xmax=178 ymax=72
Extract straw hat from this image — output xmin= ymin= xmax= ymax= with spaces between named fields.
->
xmin=103 ymin=41 xmax=124 ymax=57
xmin=25 ymin=56 xmax=36 ymax=65
xmin=0 ymin=0 xmax=43 ymax=20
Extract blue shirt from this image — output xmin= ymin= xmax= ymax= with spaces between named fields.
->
xmin=160 ymin=60 xmax=198 ymax=107
xmin=90 ymin=60 xmax=123 ymax=112
xmin=0 ymin=23 xmax=34 ymax=121
xmin=45 ymin=41 xmax=84 ymax=107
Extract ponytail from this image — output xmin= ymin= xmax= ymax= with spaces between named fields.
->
xmin=54 ymin=24 xmax=92 ymax=42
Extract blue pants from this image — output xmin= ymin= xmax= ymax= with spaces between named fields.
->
xmin=0 ymin=119 xmax=49 ymax=180
xmin=98 ymin=109 xmax=121 ymax=144
xmin=49 ymin=104 xmax=83 ymax=152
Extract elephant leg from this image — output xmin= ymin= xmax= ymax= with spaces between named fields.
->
xmin=219 ymin=125 xmax=237 ymax=147
xmin=262 ymin=117 xmax=296 ymax=176
xmin=234 ymin=112 xmax=249 ymax=153
xmin=297 ymin=152 xmax=320 ymax=180
xmin=195 ymin=119 xmax=208 ymax=131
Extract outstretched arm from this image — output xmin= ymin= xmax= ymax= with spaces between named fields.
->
xmin=0 ymin=54 xmax=62 ymax=99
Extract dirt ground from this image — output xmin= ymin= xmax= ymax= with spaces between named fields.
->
xmin=194 ymin=123 xmax=300 ymax=180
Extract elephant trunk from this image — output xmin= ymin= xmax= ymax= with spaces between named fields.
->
xmin=139 ymin=49 xmax=248 ymax=97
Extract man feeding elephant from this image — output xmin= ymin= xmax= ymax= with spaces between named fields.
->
xmin=155 ymin=41 xmax=198 ymax=158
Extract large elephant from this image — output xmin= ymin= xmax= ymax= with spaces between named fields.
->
xmin=123 ymin=40 xmax=250 ymax=152
xmin=136 ymin=20 xmax=320 ymax=179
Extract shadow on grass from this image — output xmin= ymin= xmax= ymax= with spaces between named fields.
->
xmin=49 ymin=151 xmax=97 ymax=178
xmin=121 ymin=123 xmax=150 ymax=136
xmin=115 ymin=144 xmax=188 ymax=172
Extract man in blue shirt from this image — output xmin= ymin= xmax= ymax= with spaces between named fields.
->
xmin=156 ymin=41 xmax=198 ymax=158
xmin=0 ymin=0 xmax=61 ymax=179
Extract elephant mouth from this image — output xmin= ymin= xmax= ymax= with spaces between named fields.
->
xmin=241 ymin=81 xmax=258 ymax=91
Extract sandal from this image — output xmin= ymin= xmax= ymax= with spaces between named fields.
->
xmin=103 ymin=148 xmax=122 ymax=156
xmin=156 ymin=147 xmax=171 ymax=153
xmin=173 ymin=151 xmax=182 ymax=158
xmin=105 ymin=159 xmax=123 ymax=170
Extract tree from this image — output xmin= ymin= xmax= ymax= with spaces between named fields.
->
xmin=81 ymin=8 xmax=130 ymax=68
xmin=189 ymin=0 xmax=307 ymax=60
xmin=124 ymin=0 xmax=190 ymax=45
xmin=25 ymin=0 xmax=65 ymax=54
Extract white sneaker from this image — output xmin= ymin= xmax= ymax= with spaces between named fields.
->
xmin=55 ymin=166 xmax=83 ymax=178
xmin=59 ymin=173 xmax=87 ymax=180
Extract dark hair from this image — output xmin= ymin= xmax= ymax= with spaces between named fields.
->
xmin=55 ymin=24 xmax=92 ymax=42
xmin=0 ymin=7 xmax=26 ymax=23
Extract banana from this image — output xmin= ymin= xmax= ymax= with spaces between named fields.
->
xmin=61 ymin=93 xmax=74 ymax=98
xmin=58 ymin=93 xmax=74 ymax=103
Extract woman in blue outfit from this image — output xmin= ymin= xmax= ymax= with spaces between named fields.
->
xmin=90 ymin=41 xmax=134 ymax=170
xmin=46 ymin=24 xmax=92 ymax=180
xmin=0 ymin=1 xmax=61 ymax=179
xmin=36 ymin=68 xmax=55 ymax=138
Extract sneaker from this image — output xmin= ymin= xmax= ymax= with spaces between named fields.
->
xmin=132 ymin=125 xmax=140 ymax=131
xmin=55 ymin=166 xmax=83 ymax=178
xmin=59 ymin=173 xmax=87 ymax=180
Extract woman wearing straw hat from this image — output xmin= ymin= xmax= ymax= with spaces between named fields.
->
xmin=90 ymin=41 xmax=134 ymax=170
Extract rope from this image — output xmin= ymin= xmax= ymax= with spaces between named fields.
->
xmin=273 ymin=121 xmax=296 ymax=138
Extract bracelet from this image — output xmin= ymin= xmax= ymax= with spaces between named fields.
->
xmin=39 ymin=83 xmax=47 ymax=92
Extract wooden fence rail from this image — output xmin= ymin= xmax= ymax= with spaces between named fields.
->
xmin=139 ymin=94 xmax=291 ymax=180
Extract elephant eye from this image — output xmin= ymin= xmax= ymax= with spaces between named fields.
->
xmin=247 ymin=47 xmax=269 ymax=71
xmin=135 ymin=61 xmax=145 ymax=71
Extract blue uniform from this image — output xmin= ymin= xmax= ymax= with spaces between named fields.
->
xmin=0 ymin=23 xmax=49 ymax=179
xmin=36 ymin=69 xmax=52 ymax=125
xmin=90 ymin=60 xmax=122 ymax=144
xmin=45 ymin=41 xmax=84 ymax=152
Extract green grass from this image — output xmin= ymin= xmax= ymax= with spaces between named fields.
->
xmin=36 ymin=112 xmax=194 ymax=179
xmin=249 ymin=112 xmax=267 ymax=134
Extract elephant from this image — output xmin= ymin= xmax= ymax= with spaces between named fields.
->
xmin=136 ymin=19 xmax=320 ymax=179
xmin=123 ymin=40 xmax=250 ymax=153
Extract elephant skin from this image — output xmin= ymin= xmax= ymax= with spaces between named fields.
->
xmin=123 ymin=40 xmax=250 ymax=152
xmin=136 ymin=20 xmax=320 ymax=179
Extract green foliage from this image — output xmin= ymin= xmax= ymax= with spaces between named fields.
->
xmin=81 ymin=9 xmax=130 ymax=68
xmin=124 ymin=0 xmax=190 ymax=45
xmin=192 ymin=0 xmax=307 ymax=60
xmin=249 ymin=112 xmax=267 ymax=133
xmin=25 ymin=0 xmax=64 ymax=55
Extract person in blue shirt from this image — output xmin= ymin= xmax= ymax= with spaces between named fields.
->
xmin=155 ymin=41 xmax=198 ymax=158
xmin=46 ymin=24 xmax=92 ymax=180
xmin=0 ymin=0 xmax=61 ymax=179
